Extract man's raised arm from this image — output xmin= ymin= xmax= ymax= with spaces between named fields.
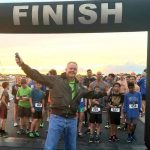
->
xmin=15 ymin=53 xmax=55 ymax=88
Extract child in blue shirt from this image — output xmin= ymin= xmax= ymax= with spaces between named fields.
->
xmin=124 ymin=82 xmax=142 ymax=143
xmin=29 ymin=82 xmax=45 ymax=138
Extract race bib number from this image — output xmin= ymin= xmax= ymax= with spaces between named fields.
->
xmin=129 ymin=104 xmax=138 ymax=109
xmin=91 ymin=106 xmax=101 ymax=113
xmin=111 ymin=107 xmax=120 ymax=112
xmin=80 ymin=98 xmax=84 ymax=103
xmin=35 ymin=103 xmax=42 ymax=108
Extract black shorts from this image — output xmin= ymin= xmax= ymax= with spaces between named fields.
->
xmin=18 ymin=106 xmax=31 ymax=118
xmin=142 ymin=94 xmax=146 ymax=101
xmin=32 ymin=111 xmax=42 ymax=119
xmin=110 ymin=112 xmax=121 ymax=125
xmin=89 ymin=114 xmax=102 ymax=124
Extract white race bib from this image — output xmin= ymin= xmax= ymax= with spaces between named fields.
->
xmin=111 ymin=107 xmax=120 ymax=112
xmin=35 ymin=102 xmax=42 ymax=108
xmin=91 ymin=106 xmax=101 ymax=113
xmin=129 ymin=104 xmax=138 ymax=109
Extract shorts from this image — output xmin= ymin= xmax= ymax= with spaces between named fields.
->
xmin=110 ymin=112 xmax=121 ymax=125
xmin=142 ymin=94 xmax=146 ymax=101
xmin=32 ymin=111 xmax=42 ymax=119
xmin=89 ymin=114 xmax=102 ymax=124
xmin=126 ymin=118 xmax=138 ymax=124
xmin=18 ymin=106 xmax=31 ymax=118
xmin=77 ymin=107 xmax=85 ymax=113
xmin=0 ymin=107 xmax=7 ymax=119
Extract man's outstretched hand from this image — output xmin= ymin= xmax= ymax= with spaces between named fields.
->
xmin=15 ymin=53 xmax=23 ymax=66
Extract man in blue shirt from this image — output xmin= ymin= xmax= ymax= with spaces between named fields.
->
xmin=137 ymin=69 xmax=146 ymax=114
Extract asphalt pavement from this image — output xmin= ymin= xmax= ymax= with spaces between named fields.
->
xmin=0 ymin=99 xmax=147 ymax=150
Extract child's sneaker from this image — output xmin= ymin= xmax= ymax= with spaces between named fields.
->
xmin=0 ymin=129 xmax=2 ymax=137
xmin=114 ymin=135 xmax=120 ymax=141
xmin=34 ymin=131 xmax=40 ymax=137
xmin=26 ymin=129 xmax=30 ymax=135
xmin=89 ymin=134 xmax=94 ymax=143
xmin=40 ymin=122 xmax=44 ymax=128
xmin=17 ymin=129 xmax=25 ymax=135
xmin=13 ymin=122 xmax=18 ymax=127
xmin=105 ymin=123 xmax=110 ymax=129
xmin=95 ymin=134 xmax=100 ymax=143
xmin=108 ymin=136 xmax=113 ymax=142
xmin=78 ymin=132 xmax=83 ymax=138
xmin=2 ymin=131 xmax=8 ymax=138
xmin=127 ymin=135 xmax=132 ymax=143
xmin=28 ymin=132 xmax=35 ymax=138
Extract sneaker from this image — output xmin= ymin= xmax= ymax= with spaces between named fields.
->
xmin=78 ymin=132 xmax=83 ymax=138
xmin=127 ymin=136 xmax=132 ymax=143
xmin=2 ymin=131 xmax=8 ymax=138
xmin=117 ymin=125 xmax=122 ymax=130
xmin=40 ymin=122 xmax=44 ymax=128
xmin=26 ymin=129 xmax=30 ymax=134
xmin=0 ymin=129 xmax=2 ymax=137
xmin=47 ymin=117 xmax=49 ymax=122
xmin=113 ymin=135 xmax=119 ymax=141
xmin=85 ymin=128 xmax=90 ymax=134
xmin=13 ymin=122 xmax=18 ymax=127
xmin=89 ymin=134 xmax=94 ymax=143
xmin=17 ymin=129 xmax=25 ymax=135
xmin=108 ymin=136 xmax=113 ymax=142
xmin=34 ymin=131 xmax=40 ymax=137
xmin=105 ymin=123 xmax=110 ymax=129
xmin=28 ymin=132 xmax=35 ymax=138
xmin=95 ymin=134 xmax=100 ymax=143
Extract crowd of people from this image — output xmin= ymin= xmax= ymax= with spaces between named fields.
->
xmin=0 ymin=56 xmax=146 ymax=150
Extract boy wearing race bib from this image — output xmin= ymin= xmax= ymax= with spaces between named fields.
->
xmin=108 ymin=82 xmax=124 ymax=142
xmin=16 ymin=78 xmax=31 ymax=135
xmin=124 ymin=82 xmax=142 ymax=143
xmin=89 ymin=86 xmax=105 ymax=143
xmin=29 ymin=82 xmax=45 ymax=138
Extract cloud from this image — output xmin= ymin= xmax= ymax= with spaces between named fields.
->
xmin=103 ymin=62 xmax=146 ymax=74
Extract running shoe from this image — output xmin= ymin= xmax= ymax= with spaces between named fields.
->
xmin=89 ymin=134 xmax=94 ymax=143
xmin=28 ymin=132 xmax=35 ymax=138
xmin=95 ymin=134 xmax=101 ymax=143
xmin=2 ymin=131 xmax=8 ymax=138
xmin=40 ymin=122 xmax=44 ymax=128
xmin=13 ymin=122 xmax=18 ymax=127
xmin=108 ymin=136 xmax=113 ymax=142
xmin=78 ymin=132 xmax=83 ymax=138
xmin=114 ymin=135 xmax=120 ymax=141
xmin=34 ymin=131 xmax=40 ymax=137
xmin=26 ymin=129 xmax=30 ymax=134
xmin=127 ymin=136 xmax=132 ymax=143
xmin=17 ymin=129 xmax=25 ymax=135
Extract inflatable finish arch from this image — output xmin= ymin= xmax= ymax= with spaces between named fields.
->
xmin=0 ymin=0 xmax=150 ymax=33
xmin=0 ymin=0 xmax=150 ymax=148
